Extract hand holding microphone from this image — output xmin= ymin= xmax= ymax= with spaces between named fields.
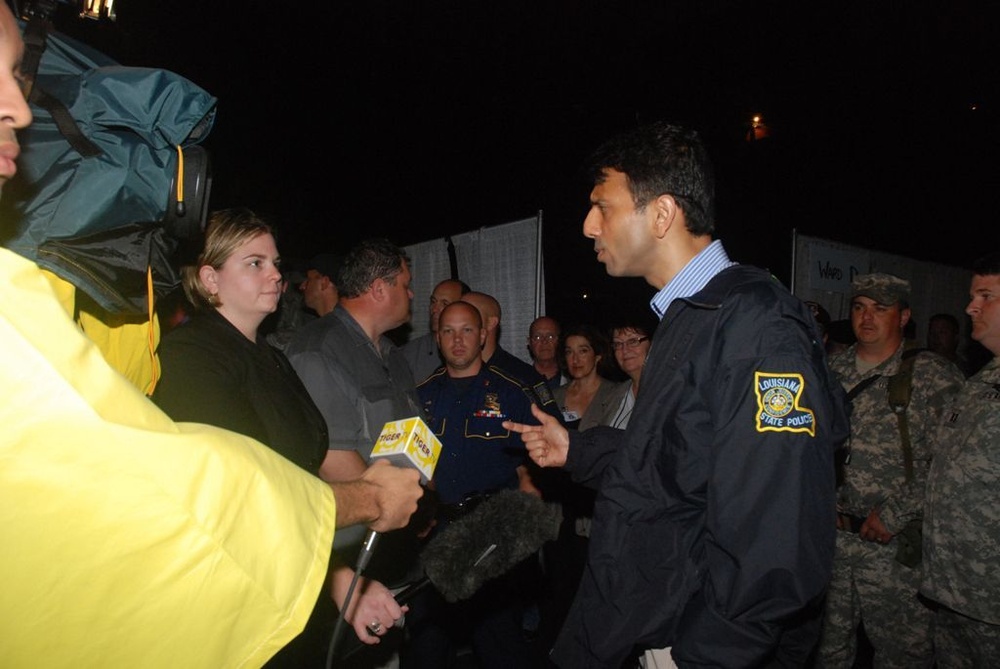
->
xmin=357 ymin=417 xmax=442 ymax=571
xmin=359 ymin=459 xmax=424 ymax=534
xmin=329 ymin=418 xmax=442 ymax=664
xmin=340 ymin=489 xmax=563 ymax=661
xmin=329 ymin=567 xmax=406 ymax=646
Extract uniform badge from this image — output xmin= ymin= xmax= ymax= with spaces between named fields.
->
xmin=533 ymin=381 xmax=555 ymax=406
xmin=474 ymin=392 xmax=505 ymax=418
xmin=754 ymin=372 xmax=816 ymax=436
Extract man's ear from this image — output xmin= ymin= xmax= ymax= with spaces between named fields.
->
xmin=651 ymin=193 xmax=680 ymax=239
xmin=370 ymin=277 xmax=387 ymax=303
xmin=487 ymin=316 xmax=500 ymax=332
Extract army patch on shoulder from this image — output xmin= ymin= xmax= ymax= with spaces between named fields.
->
xmin=754 ymin=372 xmax=816 ymax=436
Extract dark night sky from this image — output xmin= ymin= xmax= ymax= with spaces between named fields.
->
xmin=49 ymin=0 xmax=1000 ymax=325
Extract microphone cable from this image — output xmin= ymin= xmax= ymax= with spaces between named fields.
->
xmin=324 ymin=530 xmax=379 ymax=669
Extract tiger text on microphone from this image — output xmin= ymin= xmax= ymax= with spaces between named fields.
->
xmin=369 ymin=416 xmax=442 ymax=483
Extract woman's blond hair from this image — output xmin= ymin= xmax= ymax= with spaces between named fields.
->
xmin=181 ymin=208 xmax=273 ymax=311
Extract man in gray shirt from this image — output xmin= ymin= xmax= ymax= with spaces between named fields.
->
xmin=286 ymin=238 xmax=426 ymax=654
xmin=402 ymin=278 xmax=470 ymax=383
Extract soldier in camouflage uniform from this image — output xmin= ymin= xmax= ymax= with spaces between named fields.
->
xmin=816 ymin=273 xmax=965 ymax=668
xmin=920 ymin=251 xmax=1000 ymax=668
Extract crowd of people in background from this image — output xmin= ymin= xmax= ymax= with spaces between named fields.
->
xmin=139 ymin=220 xmax=999 ymax=668
xmin=2 ymin=10 xmax=996 ymax=665
xmin=127 ymin=119 xmax=1000 ymax=669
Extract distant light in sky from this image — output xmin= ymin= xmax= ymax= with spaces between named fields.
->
xmin=747 ymin=114 xmax=771 ymax=142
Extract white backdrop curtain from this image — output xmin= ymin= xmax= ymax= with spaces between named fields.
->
xmin=791 ymin=230 xmax=971 ymax=349
xmin=402 ymin=238 xmax=454 ymax=336
xmin=403 ymin=213 xmax=544 ymax=365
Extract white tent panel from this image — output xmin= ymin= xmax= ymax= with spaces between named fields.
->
xmin=404 ymin=214 xmax=544 ymax=366
xmin=791 ymin=230 xmax=971 ymax=348
xmin=402 ymin=238 xmax=453 ymax=337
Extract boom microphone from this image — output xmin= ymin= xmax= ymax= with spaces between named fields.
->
xmin=335 ymin=486 xmax=561 ymax=664
xmin=396 ymin=489 xmax=563 ymax=604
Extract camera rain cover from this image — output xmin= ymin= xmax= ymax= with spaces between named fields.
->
xmin=0 ymin=23 xmax=217 ymax=314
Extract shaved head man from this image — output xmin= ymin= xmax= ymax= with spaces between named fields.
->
xmin=402 ymin=278 xmax=470 ymax=382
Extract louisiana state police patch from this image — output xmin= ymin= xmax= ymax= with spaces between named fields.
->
xmin=754 ymin=372 xmax=816 ymax=436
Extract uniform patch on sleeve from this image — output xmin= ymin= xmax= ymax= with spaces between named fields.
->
xmin=533 ymin=381 xmax=555 ymax=406
xmin=754 ymin=372 xmax=816 ymax=436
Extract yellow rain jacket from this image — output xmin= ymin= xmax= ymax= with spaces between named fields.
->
xmin=0 ymin=247 xmax=336 ymax=668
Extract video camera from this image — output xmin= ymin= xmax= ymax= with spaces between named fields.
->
xmin=12 ymin=0 xmax=212 ymax=244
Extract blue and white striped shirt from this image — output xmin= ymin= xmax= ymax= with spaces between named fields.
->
xmin=650 ymin=240 xmax=738 ymax=320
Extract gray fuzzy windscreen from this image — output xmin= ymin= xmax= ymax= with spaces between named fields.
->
xmin=420 ymin=489 xmax=563 ymax=602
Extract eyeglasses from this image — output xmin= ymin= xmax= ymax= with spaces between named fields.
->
xmin=611 ymin=336 xmax=649 ymax=351
xmin=530 ymin=334 xmax=558 ymax=343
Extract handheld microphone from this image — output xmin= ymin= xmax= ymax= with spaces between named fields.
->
xmin=396 ymin=489 xmax=563 ymax=603
xmin=327 ymin=417 xmax=443 ymax=667
xmin=369 ymin=416 xmax=441 ymax=484
xmin=356 ymin=416 xmax=442 ymax=574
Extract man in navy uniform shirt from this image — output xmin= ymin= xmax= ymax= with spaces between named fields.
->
xmin=402 ymin=301 xmax=541 ymax=669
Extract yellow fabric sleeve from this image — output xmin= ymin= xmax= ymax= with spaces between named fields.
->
xmin=39 ymin=267 xmax=162 ymax=396
xmin=0 ymin=248 xmax=336 ymax=668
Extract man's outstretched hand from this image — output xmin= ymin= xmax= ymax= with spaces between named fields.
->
xmin=503 ymin=403 xmax=570 ymax=468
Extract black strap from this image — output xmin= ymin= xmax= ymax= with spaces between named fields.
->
xmin=889 ymin=347 xmax=925 ymax=482
xmin=846 ymin=374 xmax=881 ymax=402
xmin=18 ymin=3 xmax=103 ymax=159
xmin=28 ymin=87 xmax=102 ymax=157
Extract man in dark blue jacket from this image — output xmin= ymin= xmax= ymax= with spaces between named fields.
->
xmin=504 ymin=122 xmax=849 ymax=668
xmin=404 ymin=301 xmax=540 ymax=668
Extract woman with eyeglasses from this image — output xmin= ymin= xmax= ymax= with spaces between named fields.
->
xmin=605 ymin=317 xmax=657 ymax=429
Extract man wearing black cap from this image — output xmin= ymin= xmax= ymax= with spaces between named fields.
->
xmin=817 ymin=272 xmax=965 ymax=667
xmin=301 ymin=253 xmax=343 ymax=318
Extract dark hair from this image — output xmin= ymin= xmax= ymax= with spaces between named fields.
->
xmin=607 ymin=314 xmax=658 ymax=342
xmin=972 ymin=251 xmax=1000 ymax=276
xmin=804 ymin=301 xmax=832 ymax=335
xmin=928 ymin=313 xmax=959 ymax=333
xmin=306 ymin=253 xmax=345 ymax=284
xmin=827 ymin=319 xmax=856 ymax=346
xmin=561 ymin=323 xmax=619 ymax=380
xmin=586 ymin=121 xmax=715 ymax=236
xmin=337 ymin=238 xmax=410 ymax=299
